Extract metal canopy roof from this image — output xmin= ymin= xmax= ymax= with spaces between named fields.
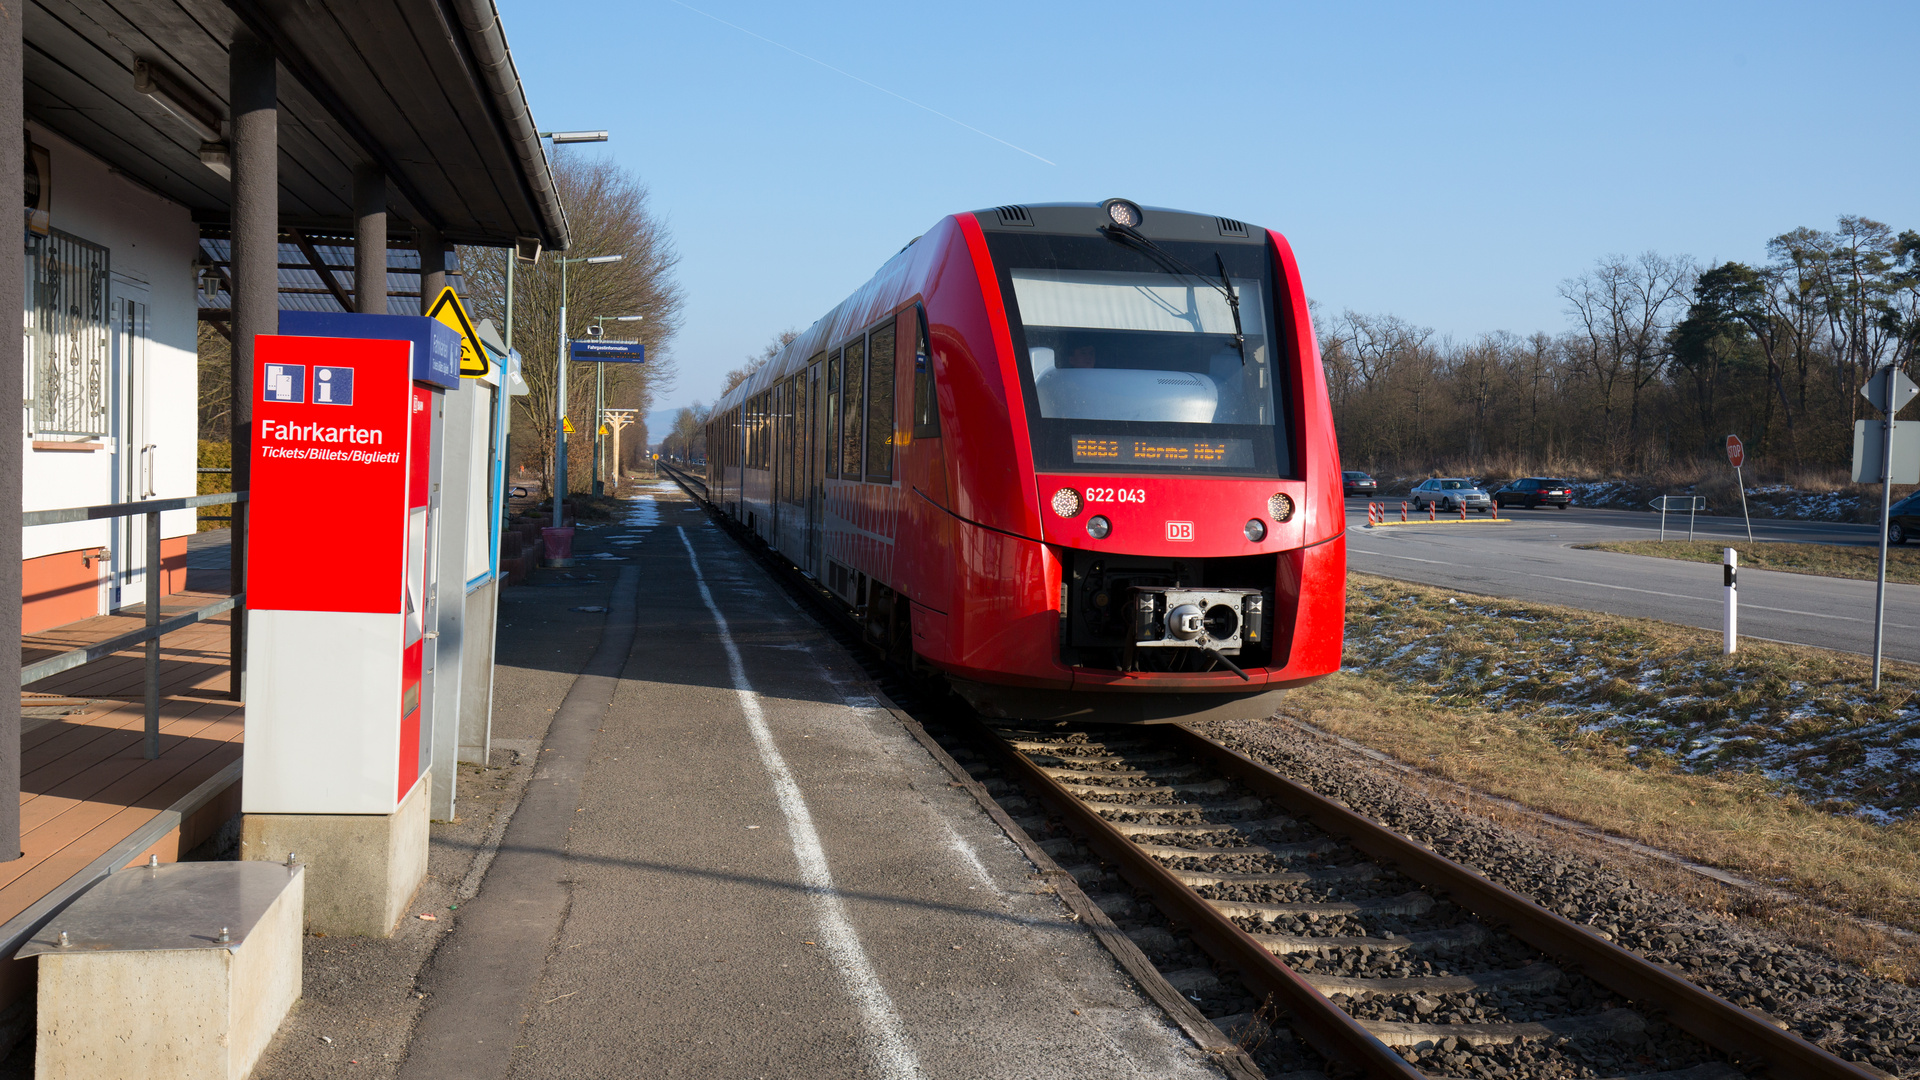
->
xmin=23 ymin=0 xmax=568 ymax=250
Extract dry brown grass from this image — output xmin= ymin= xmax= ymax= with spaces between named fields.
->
xmin=1309 ymin=573 xmax=1920 ymax=966
xmin=1579 ymin=539 xmax=1920 ymax=585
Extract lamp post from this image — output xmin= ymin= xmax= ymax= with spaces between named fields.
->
xmin=553 ymin=254 xmax=624 ymax=528
xmin=589 ymin=314 xmax=643 ymax=495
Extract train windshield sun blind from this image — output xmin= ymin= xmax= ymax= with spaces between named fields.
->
xmin=989 ymin=232 xmax=1291 ymax=477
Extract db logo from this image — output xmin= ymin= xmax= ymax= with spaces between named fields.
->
xmin=1165 ymin=521 xmax=1195 ymax=541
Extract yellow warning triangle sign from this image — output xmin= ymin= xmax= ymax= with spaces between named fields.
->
xmin=598 ymin=423 xmax=609 ymax=436
xmin=563 ymin=416 xmax=575 ymax=434
xmin=426 ymin=286 xmax=488 ymax=378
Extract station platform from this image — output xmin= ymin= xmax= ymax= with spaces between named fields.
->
xmin=1 ymin=585 xmax=242 ymax=1049
xmin=398 ymin=482 xmax=1228 ymax=1080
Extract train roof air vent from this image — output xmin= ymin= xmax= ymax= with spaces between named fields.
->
xmin=994 ymin=205 xmax=1033 ymax=227
xmin=1216 ymin=217 xmax=1250 ymax=237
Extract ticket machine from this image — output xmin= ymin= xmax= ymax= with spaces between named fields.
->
xmin=243 ymin=322 xmax=450 ymax=814
xmin=238 ymin=316 xmax=463 ymax=935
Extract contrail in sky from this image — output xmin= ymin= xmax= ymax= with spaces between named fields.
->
xmin=663 ymin=0 xmax=1057 ymax=166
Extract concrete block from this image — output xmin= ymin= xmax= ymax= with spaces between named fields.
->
xmin=27 ymin=861 xmax=304 ymax=1080
xmin=240 ymin=772 xmax=428 ymax=937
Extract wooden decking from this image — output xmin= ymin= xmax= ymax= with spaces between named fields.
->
xmin=2 ymin=593 xmax=243 ymax=986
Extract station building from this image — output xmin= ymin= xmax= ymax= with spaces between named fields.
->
xmin=1 ymin=0 xmax=568 ymax=1057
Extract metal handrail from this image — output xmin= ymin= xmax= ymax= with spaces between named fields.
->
xmin=22 ymin=490 xmax=246 ymax=759
xmin=23 ymin=491 xmax=244 ymax=527
xmin=22 ymin=595 xmax=242 ymax=685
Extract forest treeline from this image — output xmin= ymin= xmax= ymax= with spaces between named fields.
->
xmin=1323 ymin=215 xmax=1920 ymax=478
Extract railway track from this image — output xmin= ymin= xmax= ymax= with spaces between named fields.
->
xmin=656 ymin=463 xmax=1886 ymax=1080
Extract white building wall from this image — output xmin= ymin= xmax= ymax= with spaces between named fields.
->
xmin=21 ymin=123 xmax=201 ymax=564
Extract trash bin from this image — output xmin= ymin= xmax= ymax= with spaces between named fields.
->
xmin=541 ymin=526 xmax=576 ymax=568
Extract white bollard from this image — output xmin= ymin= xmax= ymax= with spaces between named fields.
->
xmin=1723 ymin=547 xmax=1738 ymax=654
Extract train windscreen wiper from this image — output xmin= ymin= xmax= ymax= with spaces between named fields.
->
xmin=1099 ymin=223 xmax=1247 ymax=363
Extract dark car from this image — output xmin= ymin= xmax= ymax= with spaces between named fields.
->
xmin=1493 ymin=477 xmax=1575 ymax=510
xmin=1342 ymin=471 xmax=1379 ymax=497
xmin=1889 ymin=493 xmax=1920 ymax=544
xmin=1410 ymin=477 xmax=1493 ymax=512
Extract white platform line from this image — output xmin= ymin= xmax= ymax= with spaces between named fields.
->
xmin=676 ymin=526 xmax=926 ymax=1080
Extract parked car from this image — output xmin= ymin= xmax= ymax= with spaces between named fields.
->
xmin=1410 ymin=478 xmax=1493 ymax=512
xmin=1888 ymin=493 xmax=1920 ymax=544
xmin=1492 ymin=477 xmax=1575 ymax=510
xmin=1342 ymin=471 xmax=1379 ymax=497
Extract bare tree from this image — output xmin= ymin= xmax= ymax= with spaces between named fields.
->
xmin=462 ymin=152 xmax=683 ymax=494
xmin=722 ymin=328 xmax=801 ymax=396
xmin=1559 ymin=252 xmax=1693 ymax=465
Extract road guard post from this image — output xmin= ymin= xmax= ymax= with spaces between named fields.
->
xmin=239 ymin=315 xmax=462 ymax=936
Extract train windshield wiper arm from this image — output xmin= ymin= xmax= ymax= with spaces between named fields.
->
xmin=1100 ymin=224 xmax=1247 ymax=362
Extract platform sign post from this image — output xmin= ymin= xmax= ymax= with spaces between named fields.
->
xmin=1855 ymin=365 xmax=1920 ymax=690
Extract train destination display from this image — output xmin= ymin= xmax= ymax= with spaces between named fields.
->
xmin=1070 ymin=435 xmax=1254 ymax=468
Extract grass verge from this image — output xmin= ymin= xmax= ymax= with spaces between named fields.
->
xmin=1577 ymin=538 xmax=1920 ymax=585
xmin=1293 ymin=573 xmax=1920 ymax=970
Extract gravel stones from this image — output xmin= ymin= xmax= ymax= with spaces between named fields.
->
xmin=1207 ymin=715 xmax=1920 ymax=1076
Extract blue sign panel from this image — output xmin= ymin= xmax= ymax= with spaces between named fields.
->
xmin=570 ymin=339 xmax=646 ymax=363
xmin=278 ymin=311 xmax=463 ymax=389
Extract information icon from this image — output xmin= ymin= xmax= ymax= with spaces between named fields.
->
xmin=314 ymin=366 xmax=355 ymax=406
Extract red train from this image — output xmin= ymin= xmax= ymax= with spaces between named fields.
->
xmin=705 ymin=200 xmax=1345 ymax=723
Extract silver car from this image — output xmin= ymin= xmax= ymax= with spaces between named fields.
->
xmin=1411 ymin=477 xmax=1492 ymax=513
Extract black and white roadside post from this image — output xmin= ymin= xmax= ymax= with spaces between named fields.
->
xmin=1723 ymin=548 xmax=1738 ymax=654
xmin=1852 ymin=364 xmax=1920 ymax=690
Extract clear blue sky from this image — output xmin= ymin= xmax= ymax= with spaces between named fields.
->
xmin=498 ymin=0 xmax=1919 ymax=425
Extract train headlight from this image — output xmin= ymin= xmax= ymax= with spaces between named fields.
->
xmin=1086 ymin=515 xmax=1111 ymax=539
xmin=1268 ymin=492 xmax=1294 ymax=522
xmin=1102 ymin=198 xmax=1143 ymax=228
xmin=1244 ymin=518 xmax=1266 ymax=542
xmin=1051 ymin=488 xmax=1083 ymax=518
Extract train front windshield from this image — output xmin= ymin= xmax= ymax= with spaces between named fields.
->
xmin=989 ymin=231 xmax=1291 ymax=477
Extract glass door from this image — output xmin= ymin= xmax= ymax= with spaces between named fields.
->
xmin=109 ymin=285 xmax=152 ymax=612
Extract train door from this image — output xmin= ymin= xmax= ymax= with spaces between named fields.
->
xmin=756 ymin=382 xmax=771 ymax=541
xmin=807 ymin=359 xmax=824 ymax=575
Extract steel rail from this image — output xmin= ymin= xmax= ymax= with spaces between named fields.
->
xmin=964 ymin=715 xmax=1424 ymax=1079
xmin=1165 ymin=724 xmax=1881 ymax=1080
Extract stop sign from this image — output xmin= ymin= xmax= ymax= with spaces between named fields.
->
xmin=1726 ymin=434 xmax=1745 ymax=468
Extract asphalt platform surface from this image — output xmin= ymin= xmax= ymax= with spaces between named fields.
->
xmin=392 ymin=482 xmax=1222 ymax=1080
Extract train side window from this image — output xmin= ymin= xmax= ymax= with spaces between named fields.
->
xmin=841 ymin=336 xmax=865 ymax=479
xmin=826 ymin=350 xmax=841 ymax=479
xmin=911 ymin=305 xmax=940 ymax=438
xmin=808 ymin=354 xmax=826 ymax=490
xmin=865 ymin=320 xmax=896 ymax=483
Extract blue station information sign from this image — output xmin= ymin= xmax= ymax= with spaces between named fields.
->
xmin=570 ymin=339 xmax=646 ymax=363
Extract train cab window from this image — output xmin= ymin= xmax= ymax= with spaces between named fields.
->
xmin=841 ymin=336 xmax=865 ymax=478
xmin=826 ymin=349 xmax=841 ymax=479
xmin=988 ymin=231 xmax=1291 ymax=477
xmin=865 ymin=321 xmax=895 ymax=482
xmin=911 ymin=305 xmax=940 ymax=439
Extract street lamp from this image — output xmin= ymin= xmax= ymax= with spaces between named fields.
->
xmin=539 ymin=130 xmax=609 ymax=144
xmin=552 ymin=254 xmax=625 ymax=534
xmin=590 ymin=315 xmax=644 ymax=495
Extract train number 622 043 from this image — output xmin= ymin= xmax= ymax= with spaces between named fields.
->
xmin=1085 ymin=488 xmax=1146 ymax=504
